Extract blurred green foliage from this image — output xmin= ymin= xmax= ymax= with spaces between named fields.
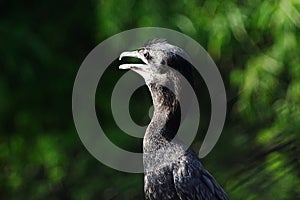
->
xmin=1 ymin=0 xmax=300 ymax=199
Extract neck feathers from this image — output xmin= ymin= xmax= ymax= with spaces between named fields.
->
xmin=146 ymin=83 xmax=181 ymax=141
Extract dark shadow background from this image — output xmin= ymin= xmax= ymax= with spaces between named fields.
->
xmin=1 ymin=0 xmax=300 ymax=199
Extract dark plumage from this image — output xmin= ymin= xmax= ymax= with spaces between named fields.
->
xmin=119 ymin=39 xmax=229 ymax=200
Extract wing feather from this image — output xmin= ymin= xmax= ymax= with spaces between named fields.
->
xmin=173 ymin=151 xmax=229 ymax=200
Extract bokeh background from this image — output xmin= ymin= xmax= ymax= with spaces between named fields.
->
xmin=1 ymin=0 xmax=300 ymax=199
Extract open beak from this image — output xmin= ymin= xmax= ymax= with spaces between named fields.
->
xmin=119 ymin=50 xmax=149 ymax=71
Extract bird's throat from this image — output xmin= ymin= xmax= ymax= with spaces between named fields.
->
xmin=146 ymin=83 xmax=181 ymax=142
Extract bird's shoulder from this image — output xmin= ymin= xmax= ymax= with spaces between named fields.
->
xmin=172 ymin=149 xmax=229 ymax=200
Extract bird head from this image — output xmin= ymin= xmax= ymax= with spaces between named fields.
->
xmin=119 ymin=39 xmax=193 ymax=87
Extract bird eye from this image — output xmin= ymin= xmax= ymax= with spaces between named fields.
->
xmin=143 ymin=51 xmax=151 ymax=60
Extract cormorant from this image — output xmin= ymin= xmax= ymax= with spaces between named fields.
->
xmin=119 ymin=39 xmax=229 ymax=200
